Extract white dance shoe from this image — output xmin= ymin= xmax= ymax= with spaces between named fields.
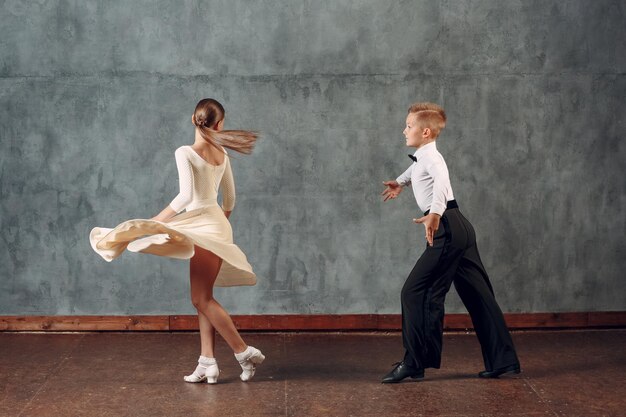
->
xmin=183 ymin=356 xmax=219 ymax=384
xmin=234 ymin=346 xmax=265 ymax=382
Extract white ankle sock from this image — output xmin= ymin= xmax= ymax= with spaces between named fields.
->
xmin=199 ymin=355 xmax=216 ymax=366
xmin=234 ymin=346 xmax=253 ymax=362
xmin=184 ymin=355 xmax=217 ymax=383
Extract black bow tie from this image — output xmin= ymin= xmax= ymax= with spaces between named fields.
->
xmin=408 ymin=154 xmax=417 ymax=162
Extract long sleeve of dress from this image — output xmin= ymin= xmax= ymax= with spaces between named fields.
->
xmin=219 ymin=155 xmax=236 ymax=211
xmin=169 ymin=148 xmax=193 ymax=212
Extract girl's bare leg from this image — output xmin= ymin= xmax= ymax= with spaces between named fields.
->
xmin=198 ymin=312 xmax=216 ymax=357
xmin=190 ymin=245 xmax=247 ymax=353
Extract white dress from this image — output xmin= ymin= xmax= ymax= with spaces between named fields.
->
xmin=89 ymin=145 xmax=256 ymax=287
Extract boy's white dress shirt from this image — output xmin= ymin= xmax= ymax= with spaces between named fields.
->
xmin=395 ymin=142 xmax=454 ymax=216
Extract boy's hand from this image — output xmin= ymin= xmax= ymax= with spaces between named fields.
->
xmin=413 ymin=213 xmax=441 ymax=247
xmin=381 ymin=181 xmax=403 ymax=201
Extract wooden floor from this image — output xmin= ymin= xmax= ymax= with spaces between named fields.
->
xmin=1 ymin=330 xmax=625 ymax=416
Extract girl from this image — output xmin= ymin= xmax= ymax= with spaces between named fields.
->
xmin=90 ymin=98 xmax=265 ymax=384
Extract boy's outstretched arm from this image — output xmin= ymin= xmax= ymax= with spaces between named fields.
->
xmin=382 ymin=164 xmax=413 ymax=201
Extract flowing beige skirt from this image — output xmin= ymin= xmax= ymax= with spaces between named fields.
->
xmin=89 ymin=205 xmax=256 ymax=287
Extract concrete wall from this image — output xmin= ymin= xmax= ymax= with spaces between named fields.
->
xmin=1 ymin=0 xmax=624 ymax=315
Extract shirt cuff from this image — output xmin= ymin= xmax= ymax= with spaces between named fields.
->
xmin=429 ymin=202 xmax=447 ymax=216
xmin=395 ymin=177 xmax=410 ymax=187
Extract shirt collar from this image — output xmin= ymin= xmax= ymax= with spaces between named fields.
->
xmin=412 ymin=141 xmax=437 ymax=161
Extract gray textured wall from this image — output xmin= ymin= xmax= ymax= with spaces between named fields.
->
xmin=1 ymin=0 xmax=624 ymax=315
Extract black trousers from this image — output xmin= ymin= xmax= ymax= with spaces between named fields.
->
xmin=401 ymin=207 xmax=519 ymax=371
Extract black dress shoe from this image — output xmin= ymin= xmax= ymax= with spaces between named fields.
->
xmin=381 ymin=361 xmax=425 ymax=384
xmin=478 ymin=364 xmax=521 ymax=378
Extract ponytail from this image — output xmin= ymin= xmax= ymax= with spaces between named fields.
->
xmin=195 ymin=123 xmax=258 ymax=155
xmin=192 ymin=98 xmax=258 ymax=154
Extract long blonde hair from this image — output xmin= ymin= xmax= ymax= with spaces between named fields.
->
xmin=192 ymin=98 xmax=258 ymax=154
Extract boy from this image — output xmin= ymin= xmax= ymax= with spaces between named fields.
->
xmin=380 ymin=103 xmax=520 ymax=383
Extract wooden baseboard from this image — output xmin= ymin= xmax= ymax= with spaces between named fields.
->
xmin=0 ymin=315 xmax=170 ymax=332
xmin=1 ymin=312 xmax=625 ymax=332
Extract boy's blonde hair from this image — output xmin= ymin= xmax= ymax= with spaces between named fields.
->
xmin=408 ymin=102 xmax=446 ymax=138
